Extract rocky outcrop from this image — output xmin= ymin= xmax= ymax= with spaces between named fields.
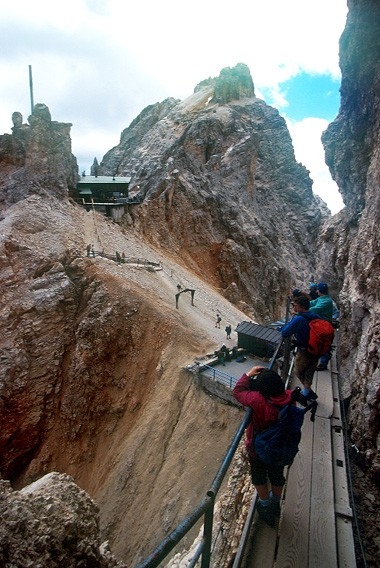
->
xmin=99 ymin=64 xmax=327 ymax=322
xmin=0 ymin=103 xmax=78 ymax=210
xmin=0 ymin=472 xmax=126 ymax=567
xmin=212 ymin=62 xmax=255 ymax=103
xmin=321 ymin=0 xmax=380 ymax=479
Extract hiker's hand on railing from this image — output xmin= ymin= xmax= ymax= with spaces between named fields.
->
xmin=246 ymin=366 xmax=265 ymax=377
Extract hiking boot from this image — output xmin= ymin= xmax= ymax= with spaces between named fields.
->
xmin=257 ymin=501 xmax=276 ymax=527
xmin=271 ymin=498 xmax=281 ymax=517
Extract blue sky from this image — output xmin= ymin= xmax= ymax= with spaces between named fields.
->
xmin=0 ymin=0 xmax=347 ymax=214
xmin=278 ymin=73 xmax=341 ymax=122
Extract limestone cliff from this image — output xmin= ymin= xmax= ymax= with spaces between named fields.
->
xmin=321 ymin=0 xmax=380 ymax=479
xmin=99 ymin=63 xmax=327 ymax=323
xmin=0 ymin=473 xmax=126 ymax=567
xmin=0 ymin=103 xmax=78 ymax=210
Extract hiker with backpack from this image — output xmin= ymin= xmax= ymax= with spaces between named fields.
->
xmin=309 ymin=282 xmax=335 ymax=370
xmin=281 ymin=295 xmax=334 ymax=400
xmin=233 ymin=366 xmax=306 ymax=527
xmin=309 ymin=282 xmax=334 ymax=322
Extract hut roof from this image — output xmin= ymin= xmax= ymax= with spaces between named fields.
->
xmin=235 ymin=321 xmax=282 ymax=344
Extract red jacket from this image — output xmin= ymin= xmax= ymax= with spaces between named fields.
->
xmin=233 ymin=373 xmax=293 ymax=457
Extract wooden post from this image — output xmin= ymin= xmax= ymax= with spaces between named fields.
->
xmin=29 ymin=65 xmax=34 ymax=114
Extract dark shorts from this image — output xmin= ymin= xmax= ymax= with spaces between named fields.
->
xmin=248 ymin=454 xmax=286 ymax=487
xmin=294 ymin=348 xmax=319 ymax=386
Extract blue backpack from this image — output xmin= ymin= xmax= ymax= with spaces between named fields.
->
xmin=253 ymin=396 xmax=315 ymax=467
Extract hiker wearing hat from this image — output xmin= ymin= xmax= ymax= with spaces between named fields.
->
xmin=309 ymin=282 xmax=334 ymax=322
xmin=233 ymin=366 xmax=294 ymax=527
xmin=308 ymin=283 xmax=319 ymax=300
xmin=281 ymin=295 xmax=321 ymax=399
xmin=310 ymin=283 xmax=335 ymax=371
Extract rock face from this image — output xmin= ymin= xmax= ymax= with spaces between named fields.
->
xmin=99 ymin=63 xmax=327 ymax=322
xmin=321 ymin=0 xmax=380 ymax=479
xmin=0 ymin=103 xmax=78 ymax=210
xmin=0 ymin=472 xmax=125 ymax=567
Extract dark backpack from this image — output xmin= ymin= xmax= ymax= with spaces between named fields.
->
xmin=307 ymin=318 xmax=335 ymax=356
xmin=253 ymin=394 xmax=316 ymax=467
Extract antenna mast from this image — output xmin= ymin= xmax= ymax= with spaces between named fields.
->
xmin=29 ymin=65 xmax=34 ymax=114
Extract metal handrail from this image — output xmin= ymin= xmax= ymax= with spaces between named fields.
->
xmin=199 ymin=364 xmax=240 ymax=389
xmin=137 ymin=338 xmax=285 ymax=568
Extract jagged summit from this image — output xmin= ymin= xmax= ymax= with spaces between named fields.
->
xmin=98 ymin=63 xmax=326 ymax=321
xmin=194 ymin=62 xmax=255 ymax=103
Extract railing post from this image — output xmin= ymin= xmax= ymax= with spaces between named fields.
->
xmin=201 ymin=492 xmax=215 ymax=568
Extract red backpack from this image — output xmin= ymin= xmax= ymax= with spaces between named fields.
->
xmin=307 ymin=319 xmax=335 ymax=356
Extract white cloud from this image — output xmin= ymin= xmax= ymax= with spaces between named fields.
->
xmin=287 ymin=117 xmax=344 ymax=214
xmin=0 ymin=0 xmax=348 ymax=213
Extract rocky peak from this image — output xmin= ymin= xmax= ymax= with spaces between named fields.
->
xmin=193 ymin=62 xmax=255 ymax=104
xmin=212 ymin=62 xmax=255 ymax=103
xmin=0 ymin=103 xmax=78 ymax=211
xmin=99 ymin=64 xmax=327 ymax=321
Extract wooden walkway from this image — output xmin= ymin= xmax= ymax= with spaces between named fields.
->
xmin=234 ymin=350 xmax=357 ymax=568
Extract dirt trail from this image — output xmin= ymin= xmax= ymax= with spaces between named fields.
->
xmin=81 ymin=207 xmax=256 ymax=357
xmin=83 ymin=207 xmax=102 ymax=253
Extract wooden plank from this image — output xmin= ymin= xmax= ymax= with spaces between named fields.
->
xmin=331 ymin=373 xmax=343 ymax=428
xmin=332 ymin=425 xmax=353 ymax=518
xmin=242 ymin=512 xmax=279 ymax=568
xmin=330 ymin=345 xmax=338 ymax=375
xmin=275 ymin=416 xmax=314 ymax=567
xmin=314 ymin=369 xmax=334 ymax=419
xmin=309 ymin=416 xmax=337 ymax=568
xmin=336 ymin=517 xmax=357 ymax=568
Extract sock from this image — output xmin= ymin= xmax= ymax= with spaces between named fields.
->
xmin=258 ymin=498 xmax=271 ymax=507
xmin=301 ymin=387 xmax=311 ymax=397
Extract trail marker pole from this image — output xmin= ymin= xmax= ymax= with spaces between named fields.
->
xmin=29 ymin=65 xmax=34 ymax=114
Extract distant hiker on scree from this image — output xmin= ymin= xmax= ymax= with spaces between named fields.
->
xmin=225 ymin=324 xmax=232 ymax=339
xmin=215 ymin=314 xmax=221 ymax=328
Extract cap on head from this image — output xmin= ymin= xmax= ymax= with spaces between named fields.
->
xmin=255 ymin=369 xmax=285 ymax=398
xmin=317 ymin=282 xmax=328 ymax=294
xmin=309 ymin=283 xmax=317 ymax=290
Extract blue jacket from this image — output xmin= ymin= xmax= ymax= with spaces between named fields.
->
xmin=281 ymin=311 xmax=321 ymax=349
